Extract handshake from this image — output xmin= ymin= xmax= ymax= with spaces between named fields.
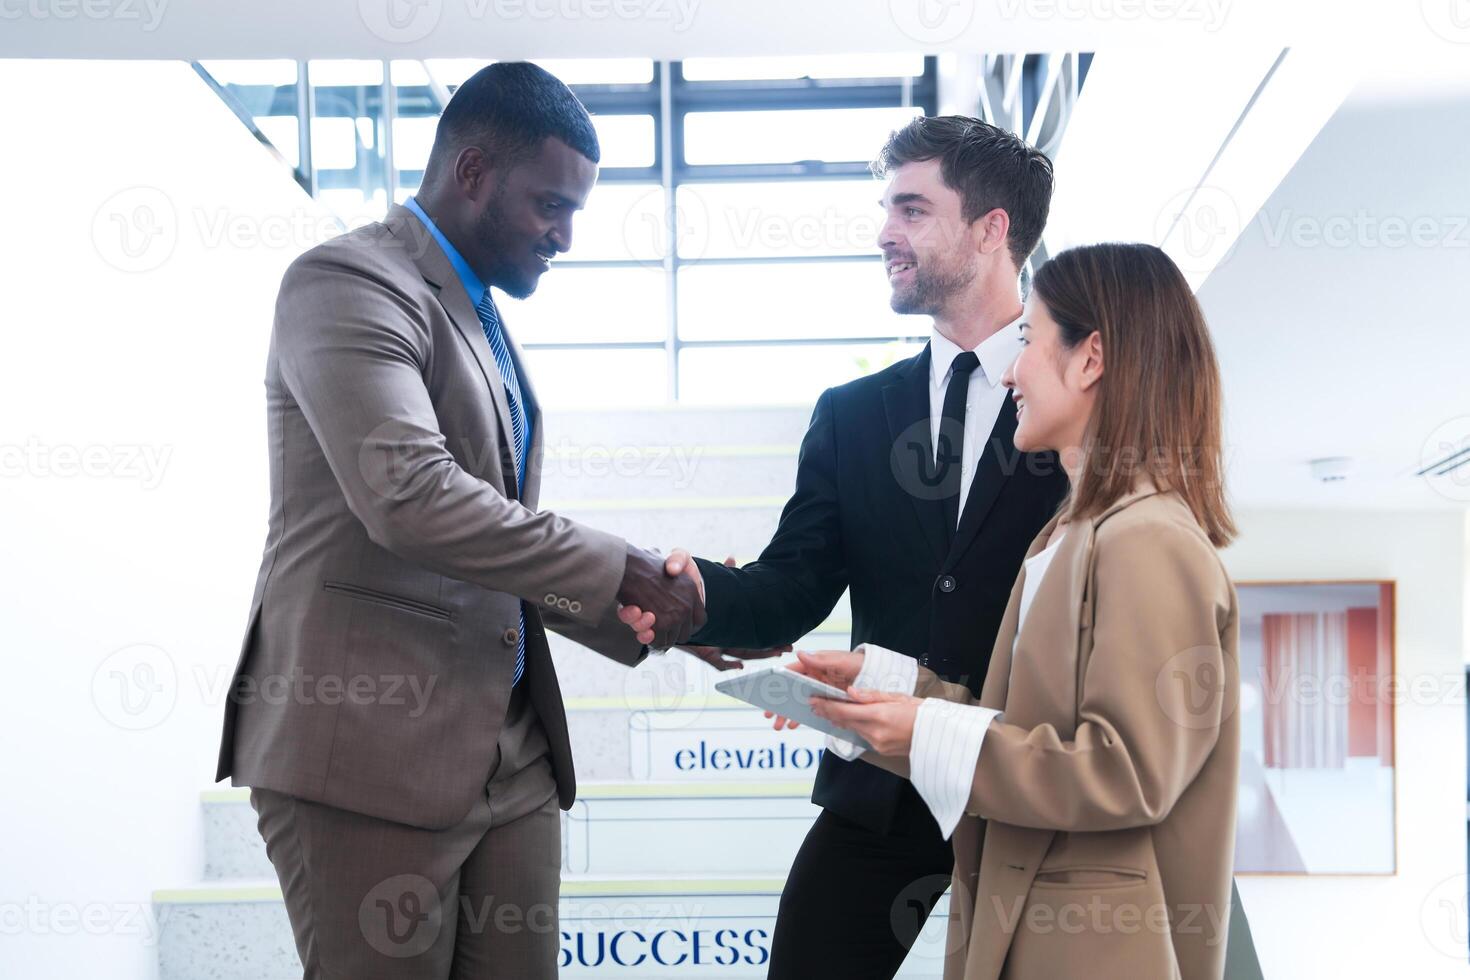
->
xmin=614 ymin=546 xmax=789 ymax=669
xmin=613 ymin=544 xmax=707 ymax=649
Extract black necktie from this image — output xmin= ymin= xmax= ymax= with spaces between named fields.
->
xmin=938 ymin=351 xmax=981 ymax=538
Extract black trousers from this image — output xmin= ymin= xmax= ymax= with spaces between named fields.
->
xmin=768 ymin=806 xmax=955 ymax=979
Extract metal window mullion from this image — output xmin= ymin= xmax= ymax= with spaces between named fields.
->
xmin=381 ymin=59 xmax=398 ymax=207
xmin=659 ymin=60 xmax=679 ymax=403
xmin=296 ymin=60 xmax=316 ymax=197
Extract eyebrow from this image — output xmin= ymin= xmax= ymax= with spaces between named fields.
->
xmin=880 ymin=191 xmax=935 ymax=208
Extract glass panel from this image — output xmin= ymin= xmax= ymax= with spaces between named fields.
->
xmin=570 ymin=183 xmax=666 ymax=263
xmin=681 ymin=54 xmax=924 ymax=81
xmin=422 ymin=59 xmax=489 ymax=89
xmin=679 ymin=342 xmax=924 ymax=406
xmin=677 ymin=261 xmax=929 ymax=341
xmin=257 ymin=116 xmax=300 ymax=170
xmin=535 ymin=58 xmax=655 ymax=85
xmin=308 ymin=60 xmax=384 ymax=87
xmin=684 ymin=106 xmax=922 ymax=165
xmin=519 ymin=349 xmax=668 ymax=409
xmin=392 ymin=115 xmax=437 ymax=177
xmin=677 ymin=179 xmax=883 ymax=259
xmin=198 ymin=59 xmax=298 ymax=87
xmin=310 ymin=116 xmax=361 ymax=172
xmin=499 ymin=266 xmax=667 ymax=345
xmin=591 ymin=114 xmax=655 ymax=169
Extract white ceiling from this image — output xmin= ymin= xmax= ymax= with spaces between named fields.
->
xmin=1197 ymin=56 xmax=1470 ymax=511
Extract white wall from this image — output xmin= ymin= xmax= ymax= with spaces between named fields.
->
xmin=1223 ymin=508 xmax=1470 ymax=979
xmin=0 ymin=60 xmax=327 ymax=979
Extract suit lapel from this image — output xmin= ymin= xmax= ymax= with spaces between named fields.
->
xmin=882 ymin=346 xmax=949 ymax=564
xmin=945 ymin=393 xmax=1021 ymax=566
xmin=391 ymin=205 xmax=520 ymax=499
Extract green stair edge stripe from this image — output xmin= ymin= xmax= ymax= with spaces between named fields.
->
xmin=154 ymin=879 xmax=789 ymax=904
xmin=203 ymin=781 xmax=816 ymax=805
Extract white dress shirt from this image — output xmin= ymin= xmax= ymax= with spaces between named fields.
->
xmin=927 ymin=318 xmax=1024 ymax=528
xmin=826 ymin=532 xmax=1069 ymax=839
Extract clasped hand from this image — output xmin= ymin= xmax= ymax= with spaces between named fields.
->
xmin=616 ymin=550 xmax=788 ymax=670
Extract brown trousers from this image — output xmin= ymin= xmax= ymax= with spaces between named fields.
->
xmin=251 ymin=686 xmax=561 ymax=979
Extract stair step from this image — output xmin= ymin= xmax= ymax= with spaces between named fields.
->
xmin=154 ymin=876 xmax=948 ymax=979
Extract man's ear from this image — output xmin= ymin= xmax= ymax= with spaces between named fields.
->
xmin=453 ymin=145 xmax=492 ymax=199
xmin=974 ymin=207 xmax=1011 ymax=257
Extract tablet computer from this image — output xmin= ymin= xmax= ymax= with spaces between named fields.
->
xmin=715 ymin=665 xmax=872 ymax=752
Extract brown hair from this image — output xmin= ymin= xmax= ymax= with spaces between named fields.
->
xmin=871 ymin=115 xmax=1054 ymax=269
xmin=1032 ymin=243 xmax=1236 ymax=547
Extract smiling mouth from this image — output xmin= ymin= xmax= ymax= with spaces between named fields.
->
xmin=886 ymin=259 xmax=917 ymax=280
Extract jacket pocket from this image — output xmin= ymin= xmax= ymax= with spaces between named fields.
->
xmin=322 ymin=581 xmax=453 ymax=622
xmin=1031 ymin=865 xmax=1148 ymax=889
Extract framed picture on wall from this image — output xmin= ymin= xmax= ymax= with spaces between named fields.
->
xmin=1233 ymin=580 xmax=1396 ymax=875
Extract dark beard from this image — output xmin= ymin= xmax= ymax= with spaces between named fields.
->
xmin=474 ymin=185 xmax=537 ymax=300
xmin=889 ymin=260 xmax=976 ymax=316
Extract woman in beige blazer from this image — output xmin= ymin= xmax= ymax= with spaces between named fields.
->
xmin=803 ymin=242 xmax=1240 ymax=980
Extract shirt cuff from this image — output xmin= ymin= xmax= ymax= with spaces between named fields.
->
xmin=823 ymin=644 xmax=919 ymax=761
xmin=909 ymin=698 xmax=1002 ymax=838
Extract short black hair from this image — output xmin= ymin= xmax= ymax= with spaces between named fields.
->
xmin=427 ymin=62 xmax=600 ymax=179
xmin=872 ymin=115 xmax=1053 ymax=268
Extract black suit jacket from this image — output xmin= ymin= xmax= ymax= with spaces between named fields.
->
xmin=692 ymin=344 xmax=1070 ymax=836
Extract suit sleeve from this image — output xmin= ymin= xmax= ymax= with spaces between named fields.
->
xmin=962 ymin=521 xmax=1232 ymax=832
xmin=274 ymin=248 xmax=627 ymax=627
xmin=688 ymin=388 xmax=849 ymax=650
xmin=542 ymin=603 xmax=648 ymax=667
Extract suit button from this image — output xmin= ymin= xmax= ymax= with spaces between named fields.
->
xmin=502 ymin=628 xmax=519 ymax=646
xmin=937 ymin=575 xmax=957 ymax=593
xmin=544 ymin=593 xmax=558 ymax=605
xmin=568 ymin=601 xmax=582 ymax=614
xmin=556 ymin=597 xmax=571 ymax=611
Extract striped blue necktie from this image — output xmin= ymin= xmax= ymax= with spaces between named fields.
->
xmin=475 ymin=290 xmax=528 ymax=688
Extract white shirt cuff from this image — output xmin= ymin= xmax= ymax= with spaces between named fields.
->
xmin=823 ymin=643 xmax=919 ymax=761
xmin=909 ymin=698 xmax=1002 ymax=838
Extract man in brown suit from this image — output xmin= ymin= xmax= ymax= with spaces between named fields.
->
xmin=214 ymin=63 xmax=708 ymax=979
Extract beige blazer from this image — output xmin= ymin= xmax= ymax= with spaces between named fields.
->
xmin=877 ymin=483 xmax=1239 ymax=980
xmin=216 ymin=204 xmax=644 ymax=830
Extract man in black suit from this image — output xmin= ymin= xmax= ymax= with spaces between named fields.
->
xmin=620 ymin=115 xmax=1067 ymax=977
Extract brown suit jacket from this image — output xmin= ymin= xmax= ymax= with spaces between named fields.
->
xmin=215 ymin=204 xmax=645 ymax=830
xmin=876 ymin=483 xmax=1239 ymax=979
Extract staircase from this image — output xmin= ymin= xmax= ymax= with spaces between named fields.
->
xmin=151 ymin=405 xmax=950 ymax=978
